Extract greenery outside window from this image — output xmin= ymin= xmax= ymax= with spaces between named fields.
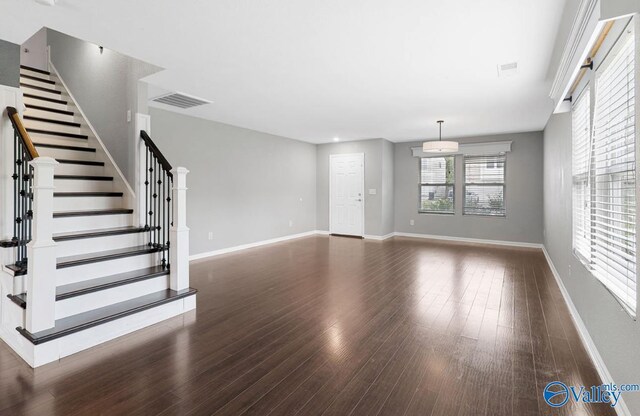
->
xmin=419 ymin=156 xmax=455 ymax=214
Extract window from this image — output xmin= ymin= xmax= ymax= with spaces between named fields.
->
xmin=463 ymin=155 xmax=506 ymax=216
xmin=419 ymin=156 xmax=454 ymax=214
xmin=572 ymin=87 xmax=591 ymax=261
xmin=571 ymin=23 xmax=636 ymax=315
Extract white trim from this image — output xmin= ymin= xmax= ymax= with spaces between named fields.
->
xmin=541 ymin=246 xmax=631 ymax=416
xmin=550 ymin=0 xmax=602 ymax=113
xmin=393 ymin=231 xmax=542 ymax=249
xmin=411 ymin=140 xmax=512 ymax=157
xmin=189 ymin=230 xmax=321 ymax=261
xmin=47 ymin=60 xmax=135 ymax=200
xmin=363 ymin=233 xmax=394 ymax=240
xmin=329 ymin=153 xmax=365 ymax=237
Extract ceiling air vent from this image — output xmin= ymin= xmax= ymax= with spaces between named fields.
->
xmin=151 ymin=92 xmax=211 ymax=109
xmin=497 ymin=61 xmax=518 ymax=78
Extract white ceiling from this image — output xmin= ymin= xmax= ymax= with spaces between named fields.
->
xmin=1 ymin=0 xmax=566 ymax=143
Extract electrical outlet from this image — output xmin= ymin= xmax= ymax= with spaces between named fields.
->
xmin=208 ymin=231 xmax=213 ymax=240
xmin=410 ymin=219 xmax=415 ymax=226
xmin=126 ymin=110 xmax=131 ymax=123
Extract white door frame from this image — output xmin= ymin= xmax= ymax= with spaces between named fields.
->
xmin=329 ymin=153 xmax=365 ymax=236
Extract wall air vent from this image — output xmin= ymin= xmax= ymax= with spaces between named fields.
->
xmin=151 ymin=92 xmax=211 ymax=109
xmin=497 ymin=61 xmax=518 ymax=77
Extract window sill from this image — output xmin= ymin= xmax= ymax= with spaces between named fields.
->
xmin=418 ymin=211 xmax=455 ymax=215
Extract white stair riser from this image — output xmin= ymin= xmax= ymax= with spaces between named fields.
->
xmin=56 ymin=252 xmax=164 ymax=285
xmin=55 ymin=233 xmax=146 ymax=257
xmin=53 ymin=213 xmax=132 ymax=234
xmin=21 ymin=87 xmax=64 ymax=101
xmin=24 ymin=108 xmax=76 ymax=124
xmin=29 ymin=134 xmax=89 ymax=148
xmin=35 ymin=146 xmax=97 ymax=161
xmin=20 ymin=69 xmax=51 ymax=80
xmin=20 ymin=77 xmax=55 ymax=89
xmin=54 ymin=179 xmax=114 ymax=192
xmin=54 ymin=196 xmax=124 ymax=212
xmin=31 ymin=296 xmax=195 ymax=367
xmin=55 ymin=163 xmax=105 ymax=176
xmin=55 ymin=275 xmax=169 ymax=319
xmin=24 ymin=120 xmax=85 ymax=136
xmin=23 ymin=96 xmax=68 ymax=112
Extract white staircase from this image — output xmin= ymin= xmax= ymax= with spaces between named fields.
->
xmin=0 ymin=65 xmax=195 ymax=367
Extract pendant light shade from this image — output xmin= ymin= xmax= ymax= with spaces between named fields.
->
xmin=422 ymin=120 xmax=459 ymax=153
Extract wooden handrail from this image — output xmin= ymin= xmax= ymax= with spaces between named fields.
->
xmin=140 ymin=130 xmax=172 ymax=177
xmin=7 ymin=107 xmax=39 ymax=160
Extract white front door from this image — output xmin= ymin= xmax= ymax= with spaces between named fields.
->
xmin=330 ymin=153 xmax=364 ymax=236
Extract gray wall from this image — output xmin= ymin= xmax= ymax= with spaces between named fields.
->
xmin=48 ymin=29 xmax=160 ymax=186
xmin=544 ymin=113 xmax=640 ymax=414
xmin=149 ymin=107 xmax=317 ymax=256
xmin=394 ymin=131 xmax=544 ymax=244
xmin=20 ymin=28 xmax=48 ymax=71
xmin=316 ymin=139 xmax=394 ymax=236
xmin=0 ymin=39 xmax=19 ymax=88
xmin=381 ymin=139 xmax=395 ymax=236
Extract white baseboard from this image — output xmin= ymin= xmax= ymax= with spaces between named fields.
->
xmin=393 ymin=232 xmax=543 ymax=249
xmin=363 ymin=233 xmax=394 ymax=241
xmin=189 ymin=230 xmax=321 ymax=261
xmin=190 ymin=230 xmax=542 ymax=263
xmin=541 ymin=246 xmax=631 ymax=416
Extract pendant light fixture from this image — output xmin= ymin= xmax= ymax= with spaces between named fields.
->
xmin=422 ymin=120 xmax=459 ymax=153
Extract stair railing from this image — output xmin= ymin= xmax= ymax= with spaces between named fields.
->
xmin=139 ymin=130 xmax=190 ymax=292
xmin=6 ymin=106 xmax=58 ymax=333
xmin=140 ymin=130 xmax=173 ymax=269
xmin=6 ymin=106 xmax=38 ymax=274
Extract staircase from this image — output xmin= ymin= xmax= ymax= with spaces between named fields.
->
xmin=0 ymin=65 xmax=195 ymax=366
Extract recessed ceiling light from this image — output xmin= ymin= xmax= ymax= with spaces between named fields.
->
xmin=333 ymin=137 xmax=340 ymax=142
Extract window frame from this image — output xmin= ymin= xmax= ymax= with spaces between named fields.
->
xmin=462 ymin=154 xmax=507 ymax=217
xmin=418 ymin=155 xmax=455 ymax=215
xmin=570 ymin=17 xmax=638 ymax=317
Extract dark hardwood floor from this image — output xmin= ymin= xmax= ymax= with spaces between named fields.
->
xmin=0 ymin=235 xmax=616 ymax=415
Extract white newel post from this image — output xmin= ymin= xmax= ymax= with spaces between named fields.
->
xmin=26 ymin=157 xmax=58 ymax=333
xmin=170 ymin=167 xmax=189 ymax=291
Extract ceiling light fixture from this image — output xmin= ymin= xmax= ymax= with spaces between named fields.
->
xmin=422 ymin=120 xmax=458 ymax=153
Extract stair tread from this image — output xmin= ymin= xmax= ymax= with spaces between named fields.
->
xmin=21 ymin=73 xmax=56 ymax=85
xmin=0 ymin=226 xmax=148 ymax=247
xmin=20 ymin=82 xmax=61 ymax=95
xmin=27 ymin=128 xmax=88 ymax=140
xmin=53 ymin=225 xmax=148 ymax=241
xmin=20 ymin=65 xmax=50 ymax=75
xmin=57 ymin=266 xmax=170 ymax=300
xmin=16 ymin=288 xmax=197 ymax=344
xmin=56 ymin=159 xmax=104 ymax=166
xmin=24 ymin=93 xmax=67 ymax=105
xmin=7 ymin=293 xmax=26 ymax=308
xmin=53 ymin=208 xmax=133 ymax=218
xmin=57 ymin=244 xmax=164 ymax=269
xmin=24 ymin=115 xmax=81 ymax=128
xmin=25 ymin=104 xmax=74 ymax=116
xmin=54 ymin=175 xmax=113 ymax=181
xmin=34 ymin=142 xmax=96 ymax=152
xmin=54 ymin=191 xmax=122 ymax=197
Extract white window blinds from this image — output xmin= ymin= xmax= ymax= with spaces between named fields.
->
xmin=571 ymin=23 xmax=636 ymax=315
xmin=463 ymin=155 xmax=506 ymax=216
xmin=591 ymin=26 xmax=636 ymax=313
xmin=420 ymin=156 xmax=454 ymax=214
xmin=572 ymin=87 xmax=591 ymax=261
